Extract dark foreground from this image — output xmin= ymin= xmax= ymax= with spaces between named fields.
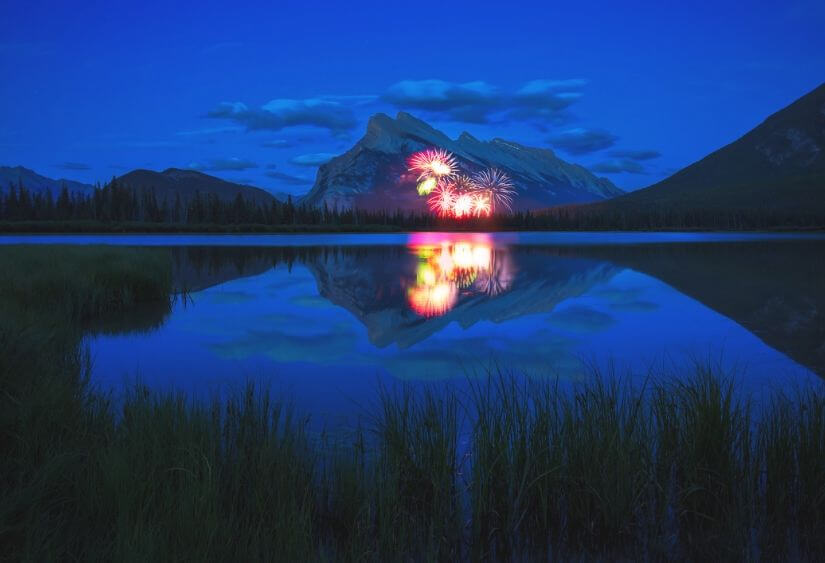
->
xmin=1 ymin=246 xmax=823 ymax=561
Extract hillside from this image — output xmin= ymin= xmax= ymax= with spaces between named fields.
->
xmin=606 ymin=82 xmax=825 ymax=212
xmin=303 ymin=112 xmax=622 ymax=211
xmin=117 ymin=168 xmax=278 ymax=205
xmin=0 ymin=166 xmax=95 ymax=197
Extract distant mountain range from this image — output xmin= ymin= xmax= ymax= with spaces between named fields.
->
xmin=4 ymin=83 xmax=823 ymax=216
xmin=116 ymin=168 xmax=277 ymax=205
xmin=303 ymin=112 xmax=622 ymax=211
xmin=0 ymin=166 xmax=95 ymax=198
xmin=0 ymin=166 xmax=279 ymax=205
xmin=596 ymin=82 xmax=825 ymax=213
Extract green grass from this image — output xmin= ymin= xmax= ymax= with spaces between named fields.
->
xmin=1 ymin=245 xmax=824 ymax=560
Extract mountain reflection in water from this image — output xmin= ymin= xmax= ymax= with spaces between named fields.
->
xmin=91 ymin=234 xmax=823 ymax=380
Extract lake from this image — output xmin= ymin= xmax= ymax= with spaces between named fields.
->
xmin=4 ymin=232 xmax=824 ymax=424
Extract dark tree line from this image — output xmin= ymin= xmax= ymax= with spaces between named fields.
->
xmin=1 ymin=178 xmax=822 ymax=230
xmin=0 ymin=179 xmax=441 ymax=228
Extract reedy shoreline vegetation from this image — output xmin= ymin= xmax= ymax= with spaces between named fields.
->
xmin=1 ymin=246 xmax=824 ymax=560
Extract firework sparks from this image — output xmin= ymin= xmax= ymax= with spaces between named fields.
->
xmin=405 ymin=237 xmax=510 ymax=317
xmin=405 ymin=149 xmax=518 ymax=217
xmin=449 ymin=174 xmax=475 ymax=193
xmin=407 ymin=283 xmax=457 ymax=317
xmin=407 ymin=148 xmax=457 ymax=181
xmin=472 ymin=192 xmax=491 ymax=217
xmin=428 ymin=182 xmax=456 ymax=216
xmin=417 ymin=176 xmax=437 ymax=196
xmin=453 ymin=193 xmax=473 ymax=218
xmin=472 ymin=168 xmax=516 ymax=213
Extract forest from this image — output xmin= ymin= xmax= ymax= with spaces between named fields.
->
xmin=1 ymin=178 xmax=823 ymax=231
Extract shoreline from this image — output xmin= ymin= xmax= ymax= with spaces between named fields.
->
xmin=1 ymin=221 xmax=824 ymax=235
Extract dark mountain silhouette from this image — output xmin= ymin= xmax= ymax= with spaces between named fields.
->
xmin=116 ymin=168 xmax=278 ymax=205
xmin=0 ymin=166 xmax=95 ymax=197
xmin=158 ymin=241 xmax=825 ymax=378
xmin=562 ymin=241 xmax=825 ymax=377
xmin=303 ymin=112 xmax=622 ymax=211
xmin=604 ymin=82 xmax=825 ymax=213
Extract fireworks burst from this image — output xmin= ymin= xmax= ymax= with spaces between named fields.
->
xmin=417 ymin=176 xmax=437 ymax=196
xmin=472 ymin=192 xmax=491 ymax=217
xmin=428 ymin=182 xmax=456 ymax=216
xmin=453 ymin=193 xmax=473 ymax=218
xmin=407 ymin=148 xmax=457 ymax=181
xmin=404 ymin=148 xmax=517 ymax=218
xmin=449 ymin=174 xmax=475 ymax=193
xmin=472 ymin=168 xmax=516 ymax=213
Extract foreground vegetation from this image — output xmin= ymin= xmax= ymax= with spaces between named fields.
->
xmin=1 ymin=246 xmax=824 ymax=560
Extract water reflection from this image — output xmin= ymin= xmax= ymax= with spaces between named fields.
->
xmin=91 ymin=234 xmax=825 ymax=379
xmin=406 ymin=234 xmax=514 ymax=317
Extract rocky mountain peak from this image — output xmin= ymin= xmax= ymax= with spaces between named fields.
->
xmin=302 ymin=112 xmax=622 ymax=211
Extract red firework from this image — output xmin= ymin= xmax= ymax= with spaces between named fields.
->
xmin=407 ymin=148 xmax=458 ymax=180
xmin=428 ymin=182 xmax=456 ymax=216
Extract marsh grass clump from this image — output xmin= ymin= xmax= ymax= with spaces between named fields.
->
xmin=0 ymin=245 xmax=172 ymax=321
xmin=653 ymin=367 xmax=755 ymax=559
xmin=468 ymin=372 xmax=654 ymax=560
xmin=758 ymin=388 xmax=825 ymax=559
xmin=3 ymin=244 xmax=825 ymax=560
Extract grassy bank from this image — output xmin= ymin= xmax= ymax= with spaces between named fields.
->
xmin=1 ymin=246 xmax=824 ymax=560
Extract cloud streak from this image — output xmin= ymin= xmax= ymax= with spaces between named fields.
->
xmin=187 ymin=157 xmax=258 ymax=171
xmin=207 ymin=97 xmax=359 ymax=134
xmin=549 ymin=128 xmax=618 ymax=155
xmin=289 ymin=153 xmax=337 ymax=166
xmin=266 ymin=170 xmax=313 ymax=185
xmin=261 ymin=139 xmax=294 ymax=148
xmin=607 ymin=149 xmax=662 ymax=160
xmin=382 ymin=78 xmax=587 ymax=125
xmin=589 ymin=158 xmax=647 ymax=174
xmin=56 ymin=161 xmax=91 ymax=170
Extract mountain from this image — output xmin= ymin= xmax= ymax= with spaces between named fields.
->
xmin=303 ymin=112 xmax=622 ymax=211
xmin=161 ymin=243 xmax=824 ymax=377
xmin=0 ymin=166 xmax=95 ymax=197
xmin=304 ymin=249 xmax=620 ymax=349
xmin=116 ymin=168 xmax=278 ymax=205
xmin=604 ymin=82 xmax=825 ymax=212
xmin=568 ymin=241 xmax=825 ymax=377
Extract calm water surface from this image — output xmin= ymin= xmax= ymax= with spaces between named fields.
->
xmin=4 ymin=232 xmax=824 ymax=423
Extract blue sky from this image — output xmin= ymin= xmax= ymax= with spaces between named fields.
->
xmin=1 ymin=0 xmax=823 ymax=195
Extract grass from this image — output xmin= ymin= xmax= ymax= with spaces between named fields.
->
xmin=1 ymin=245 xmax=824 ymax=560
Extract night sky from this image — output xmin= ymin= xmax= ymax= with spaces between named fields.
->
xmin=2 ymin=0 xmax=823 ymax=195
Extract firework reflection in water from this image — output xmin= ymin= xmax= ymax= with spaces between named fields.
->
xmin=406 ymin=237 xmax=514 ymax=317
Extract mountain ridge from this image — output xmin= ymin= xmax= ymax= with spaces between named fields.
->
xmin=0 ymin=166 xmax=95 ymax=197
xmin=116 ymin=168 xmax=279 ymax=205
xmin=600 ymin=82 xmax=825 ymax=212
xmin=303 ymin=112 xmax=622 ymax=211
